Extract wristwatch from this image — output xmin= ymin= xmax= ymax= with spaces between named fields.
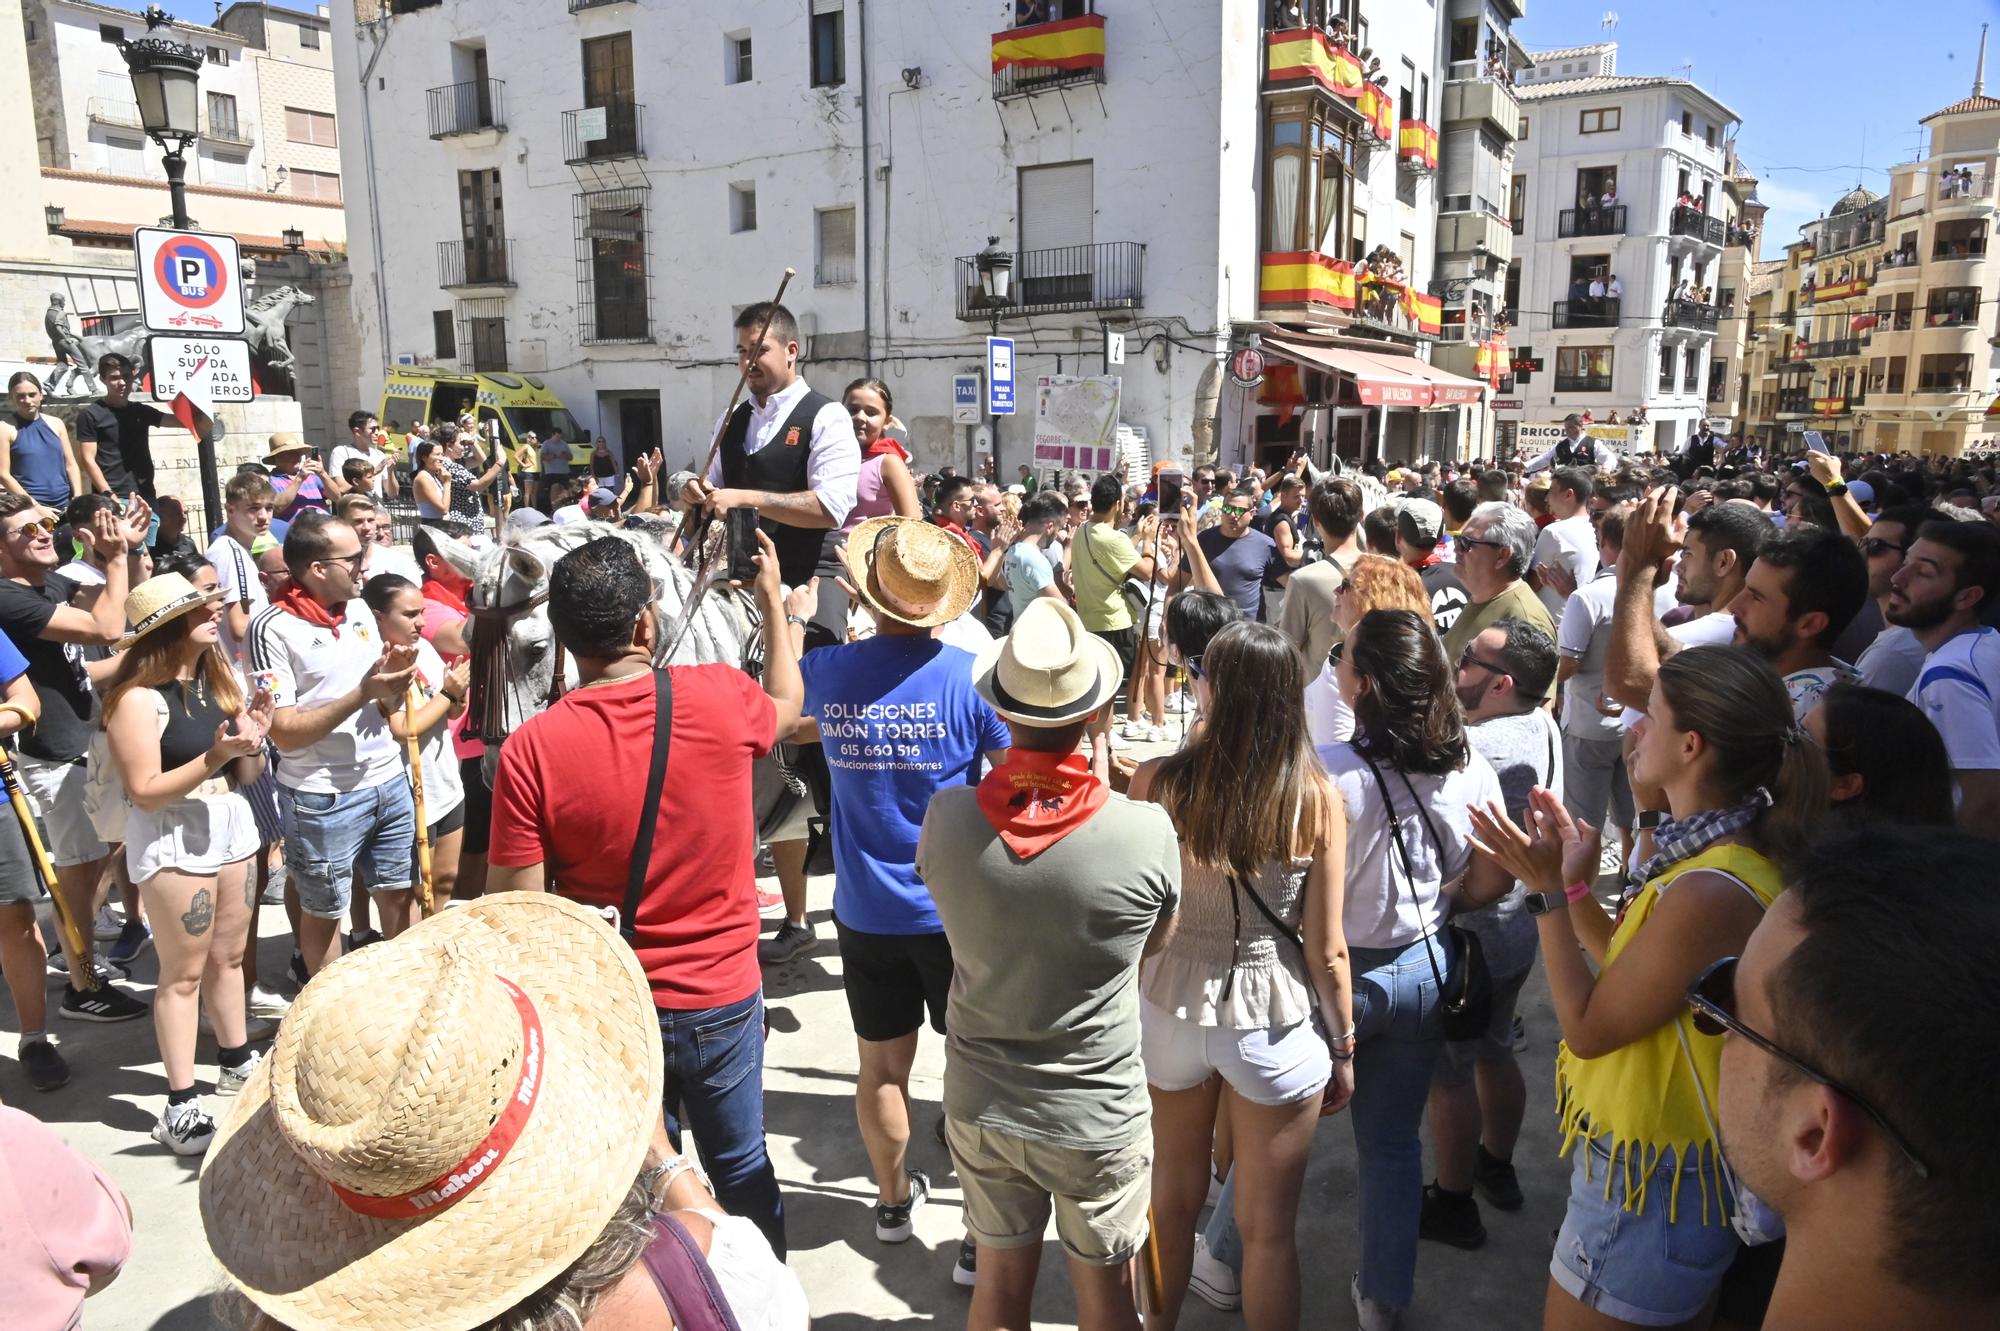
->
xmin=1524 ymin=890 xmax=1567 ymax=917
xmin=784 ymin=614 xmax=810 ymax=629
xmin=1635 ymin=809 xmax=1668 ymax=831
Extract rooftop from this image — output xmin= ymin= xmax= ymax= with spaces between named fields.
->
xmin=1829 ymin=186 xmax=1881 ymax=216
xmin=1746 ymin=260 xmax=1786 ymax=301
xmin=1526 ymin=43 xmax=1616 ymax=64
xmin=1920 ymin=93 xmax=2000 ymax=123
xmin=1513 ymin=72 xmax=1741 ymax=123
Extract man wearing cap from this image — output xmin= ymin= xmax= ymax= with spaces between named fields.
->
xmin=1522 ymin=415 xmax=1618 ymax=474
xmin=918 ymin=597 xmax=1180 ymax=1326
xmin=1397 ymin=497 xmax=1471 ymax=633
xmin=266 ymin=435 xmax=346 ymax=522
xmin=794 ymin=517 xmax=1009 ymax=1273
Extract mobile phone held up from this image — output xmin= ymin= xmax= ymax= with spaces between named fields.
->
xmin=726 ymin=506 xmax=760 ymax=583
xmin=1158 ymin=471 xmax=1184 ymax=521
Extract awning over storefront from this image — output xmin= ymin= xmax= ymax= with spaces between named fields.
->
xmin=1262 ymin=336 xmax=1486 ymax=409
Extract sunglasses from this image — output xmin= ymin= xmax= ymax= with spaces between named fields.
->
xmin=1459 ymin=649 xmax=1511 ymax=679
xmin=1685 ymin=958 xmax=1931 ymax=1179
xmin=1185 ymin=655 xmax=1206 ymax=681
xmin=1220 ymin=505 xmax=1252 ymax=517
xmin=1456 ymin=536 xmax=1508 ymax=553
xmin=1326 ymin=640 xmax=1345 ymax=668
xmin=320 ymin=550 xmax=368 ymax=572
xmin=4 ymin=519 xmax=55 ymax=541
xmin=1861 ymin=537 xmax=1907 ymax=559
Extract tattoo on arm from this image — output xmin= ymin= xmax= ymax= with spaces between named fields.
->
xmin=182 ymin=887 xmax=214 ymax=938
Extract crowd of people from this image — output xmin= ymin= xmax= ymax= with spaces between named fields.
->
xmin=2 ymin=328 xmax=1998 ymax=1331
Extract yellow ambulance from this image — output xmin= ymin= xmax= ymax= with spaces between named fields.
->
xmin=377 ymin=369 xmax=587 ymax=470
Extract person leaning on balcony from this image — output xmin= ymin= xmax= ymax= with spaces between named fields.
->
xmin=1607 ymin=273 xmax=1624 ymax=300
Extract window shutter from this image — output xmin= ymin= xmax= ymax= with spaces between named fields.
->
xmin=811 ymin=0 xmax=842 ymax=13
xmin=818 ymin=207 xmax=854 ymax=258
xmin=1019 ymin=162 xmax=1093 ymax=252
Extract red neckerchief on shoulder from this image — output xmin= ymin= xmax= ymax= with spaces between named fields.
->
xmin=421 ymin=577 xmax=468 ymax=617
xmin=975 ymin=750 xmax=1106 ymax=858
xmin=864 ymin=436 xmax=911 ymax=462
xmin=933 ymin=518 xmax=978 ymax=552
xmin=1415 ymin=549 xmax=1445 ymax=570
xmin=277 ymin=584 xmax=345 ymax=635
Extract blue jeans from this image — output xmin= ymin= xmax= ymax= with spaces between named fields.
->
xmin=280 ymin=778 xmax=416 ymax=918
xmin=658 ymin=990 xmax=786 ymax=1258
xmin=1205 ymin=933 xmax=1452 ymax=1311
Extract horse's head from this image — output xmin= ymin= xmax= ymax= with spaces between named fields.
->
xmin=464 ymin=536 xmax=567 ymax=751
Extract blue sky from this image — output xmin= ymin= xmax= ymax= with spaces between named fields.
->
xmin=1518 ymin=0 xmax=2000 ymax=247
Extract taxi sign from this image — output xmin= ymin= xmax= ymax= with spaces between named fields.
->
xmin=148 ymin=336 xmax=255 ymax=403
xmin=135 ymin=227 xmax=246 ymax=335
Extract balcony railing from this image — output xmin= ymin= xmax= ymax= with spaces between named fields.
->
xmin=955 ymin=241 xmax=1144 ymax=319
xmin=427 ymin=79 xmax=506 ymax=139
xmin=563 ymin=101 xmax=644 ymax=164
xmin=1553 ymin=298 xmax=1619 ymax=329
xmin=815 ymin=255 xmax=856 ymax=287
xmin=993 ymin=14 xmax=1106 ymax=100
xmin=202 ymin=115 xmax=254 ymax=149
xmin=86 ymin=97 xmax=142 ymax=129
xmin=568 ymin=0 xmax=631 ymax=10
xmin=1554 ymin=372 xmax=1615 ymax=393
xmin=1397 ymin=120 xmax=1438 ymax=172
xmin=438 ymin=239 xmax=516 ymax=289
xmin=1804 ymin=335 xmax=1866 ymax=359
xmin=1669 ymin=206 xmax=1724 ymax=246
xmin=1936 ymin=174 xmax=1995 ymax=206
xmin=1914 ymin=374 xmax=1974 ymax=393
xmin=1559 ymin=205 xmax=1627 ymax=237
xmin=1924 ymin=300 xmax=1982 ymax=329
xmin=1663 ymin=300 xmax=1718 ymax=331
xmin=1775 ymin=390 xmax=1813 ymax=414
xmin=1932 ymin=236 xmax=1988 ymax=261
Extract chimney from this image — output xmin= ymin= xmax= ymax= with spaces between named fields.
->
xmin=1977 ymin=22 xmax=1989 ymax=97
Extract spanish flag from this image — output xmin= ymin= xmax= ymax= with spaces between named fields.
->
xmin=1358 ymin=84 xmax=1394 ymax=141
xmin=1260 ymin=252 xmax=1357 ymax=309
xmin=1401 ymin=287 xmax=1443 ymax=335
xmin=992 ymin=15 xmax=1106 ymax=73
xmin=1265 ymin=29 xmax=1363 ymax=97
xmin=1398 ymin=121 xmax=1438 ymax=169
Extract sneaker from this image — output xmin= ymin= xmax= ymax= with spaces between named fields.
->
xmin=347 ymin=927 xmax=383 ymax=951
xmin=952 ymin=1238 xmax=977 ymax=1288
xmin=1510 ymin=1013 xmax=1528 ymax=1053
xmin=874 ymin=1169 xmax=931 ymax=1243
xmin=1352 ymin=1274 xmax=1399 ymax=1331
xmin=1598 ymin=838 xmax=1625 ymax=879
xmin=216 ymin=1048 xmax=265 ymax=1097
xmin=108 ymin=919 xmax=152 ymax=967
xmin=1167 ymin=690 xmax=1194 ymax=714
xmin=1474 ymin=1152 xmax=1525 ymax=1212
xmin=1118 ymin=718 xmax=1151 ymax=741
xmin=58 ymin=980 xmax=149 ymax=1023
xmin=1419 ymin=1183 xmax=1487 ymax=1250
xmin=1147 ymin=723 xmax=1169 ymax=743
xmin=1187 ymin=1234 xmax=1241 ymax=1311
xmin=92 ymin=905 xmax=123 ymax=941
xmin=757 ymin=919 xmax=817 ymax=966
xmin=1107 ymin=728 xmax=1133 ymax=750
xmin=19 ymin=1037 xmax=69 ymax=1092
xmin=287 ymin=949 xmax=311 ymax=989
xmin=755 ymin=887 xmax=788 ymax=919
xmin=248 ymin=983 xmax=294 ymax=1021
xmin=151 ymin=1098 xmax=217 ymax=1156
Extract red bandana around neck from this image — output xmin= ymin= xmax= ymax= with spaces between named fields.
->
xmin=421 ymin=577 xmax=468 ymax=617
xmin=976 ymin=749 xmax=1107 ymax=858
xmin=277 ymin=584 xmax=345 ymax=635
xmin=864 ymin=436 xmax=911 ymax=463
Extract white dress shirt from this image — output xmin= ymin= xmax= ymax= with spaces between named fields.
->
xmin=707 ymin=376 xmax=861 ymax=528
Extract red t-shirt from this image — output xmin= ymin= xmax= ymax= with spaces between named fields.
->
xmin=488 ymin=665 xmax=776 ymax=1010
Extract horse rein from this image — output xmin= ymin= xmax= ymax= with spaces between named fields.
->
xmin=465 ymin=588 xmax=564 ymax=745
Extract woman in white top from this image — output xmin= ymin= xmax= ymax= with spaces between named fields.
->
xmin=1130 ymin=621 xmax=1348 ymax=1331
xmin=361 ymin=574 xmax=470 ymax=923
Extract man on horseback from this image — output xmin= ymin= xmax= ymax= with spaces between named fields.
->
xmin=43 ymin=296 xmax=90 ymax=397
xmin=1522 ymin=413 xmax=1619 ymax=475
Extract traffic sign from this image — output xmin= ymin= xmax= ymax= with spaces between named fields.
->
xmin=987 ymin=336 xmax=1015 ymax=416
xmin=136 ymin=227 xmax=245 ymax=335
xmin=952 ymin=373 xmax=982 ymax=425
xmin=147 ymin=336 xmax=255 ymax=404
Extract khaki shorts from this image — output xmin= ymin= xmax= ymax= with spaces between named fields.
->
xmin=946 ymin=1118 xmax=1152 ymax=1266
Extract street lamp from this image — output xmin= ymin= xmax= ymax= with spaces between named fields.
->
xmin=283 ymin=226 xmax=305 ymax=252
xmin=43 ymin=205 xmax=64 ymax=233
xmin=119 ymin=6 xmax=203 ymax=230
xmin=974 ymin=236 xmax=1015 ymax=477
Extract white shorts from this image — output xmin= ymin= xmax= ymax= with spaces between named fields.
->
xmin=125 ymin=791 xmax=261 ymax=882
xmin=17 ymin=756 xmax=110 ymax=868
xmin=1140 ymin=999 xmax=1332 ymax=1107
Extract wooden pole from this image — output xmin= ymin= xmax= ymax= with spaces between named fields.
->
xmin=692 ymin=267 xmax=798 ymax=489
xmin=404 ymin=688 xmax=433 ymax=915
xmin=0 ymin=703 xmax=93 ymax=989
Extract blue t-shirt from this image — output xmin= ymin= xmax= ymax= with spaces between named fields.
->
xmin=0 ymin=629 xmax=28 ymax=686
xmin=1003 ymin=540 xmax=1056 ymax=617
xmin=802 ymin=634 xmax=1010 ymax=935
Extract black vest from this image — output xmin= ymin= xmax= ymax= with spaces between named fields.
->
xmin=1554 ymin=437 xmax=1593 ymax=467
xmin=719 ymin=388 xmax=832 ymax=587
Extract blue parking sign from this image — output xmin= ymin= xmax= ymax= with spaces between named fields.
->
xmin=987 ymin=336 xmax=1016 ymax=417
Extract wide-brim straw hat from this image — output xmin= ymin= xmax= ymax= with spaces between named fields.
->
xmin=263 ymin=433 xmax=313 ymax=464
xmin=199 ymin=892 xmax=664 ymax=1331
xmin=116 ymin=572 xmax=223 ymax=651
xmin=973 ymin=597 xmax=1124 ymax=727
xmin=847 ymin=515 xmax=980 ymax=629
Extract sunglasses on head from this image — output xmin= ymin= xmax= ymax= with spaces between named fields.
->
xmin=1685 ymin=958 xmax=1931 ymax=1179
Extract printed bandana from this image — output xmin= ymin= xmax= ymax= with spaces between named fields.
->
xmin=975 ymin=749 xmax=1106 ymax=857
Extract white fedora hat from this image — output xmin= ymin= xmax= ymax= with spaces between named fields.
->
xmin=973 ymin=598 xmax=1124 ymax=727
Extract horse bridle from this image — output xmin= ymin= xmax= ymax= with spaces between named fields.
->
xmin=465 ymin=588 xmax=566 ymax=746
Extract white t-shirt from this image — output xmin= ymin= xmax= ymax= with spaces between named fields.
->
xmin=1533 ymin=513 xmax=1599 ymax=619
xmin=1319 ymin=741 xmax=1503 ymax=950
xmin=1784 ymin=662 xmax=1857 ymax=721
xmin=52 ymin=559 xmax=105 ymax=590
xmin=1909 ymin=627 xmax=2000 ymax=771
xmin=404 ymin=637 xmax=466 ymax=821
xmin=206 ymin=533 xmax=267 ymax=669
xmin=246 ymin=597 xmax=401 ymax=793
xmin=1857 ymin=625 xmax=1926 ymax=697
xmin=1304 ymin=660 xmax=1354 ymax=748
xmin=331 ymin=443 xmax=393 ymax=497
xmin=1558 ymin=572 xmax=1676 ymax=740
xmin=1616 ymin=610 xmax=1744 ymax=734
xmin=705 ymin=376 xmax=862 ymax=529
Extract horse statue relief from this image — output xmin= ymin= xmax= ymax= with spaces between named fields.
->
xmin=245 ymin=285 xmax=315 ymax=385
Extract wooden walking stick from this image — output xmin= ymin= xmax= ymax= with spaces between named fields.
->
xmin=0 ymin=703 xmax=95 ymax=990
xmin=403 ymin=688 xmax=434 ymax=915
xmin=1135 ymin=1202 xmax=1168 ymax=1315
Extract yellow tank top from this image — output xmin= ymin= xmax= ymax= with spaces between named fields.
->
xmin=1554 ymin=842 xmax=1784 ymax=1222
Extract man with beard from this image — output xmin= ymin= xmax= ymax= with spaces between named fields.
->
xmin=1885 ymin=519 xmax=2000 ymax=832
xmin=1605 ymin=495 xmax=1767 ymax=709
xmin=1727 ymin=524 xmax=1868 ymax=719
xmin=1849 ymin=505 xmax=1933 ymax=695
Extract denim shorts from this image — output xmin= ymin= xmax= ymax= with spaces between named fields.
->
xmin=1139 ymin=999 xmax=1332 ymax=1106
xmin=280 ymin=778 xmax=417 ymax=919
xmin=1550 ymin=1139 xmax=1740 ymax=1326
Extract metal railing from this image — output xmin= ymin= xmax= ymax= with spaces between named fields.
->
xmin=1553 ymin=372 xmax=1614 ymax=393
xmin=563 ymin=101 xmax=644 ymax=164
xmin=202 ymin=115 xmax=254 ymax=148
xmin=438 ymin=238 xmax=516 ymax=288
xmin=814 ymin=256 xmax=856 ymax=286
xmin=1936 ymin=174 xmax=1994 ymax=205
xmin=994 ymin=14 xmax=1107 ymax=100
xmin=1804 ymin=335 xmax=1866 ymax=359
xmin=568 ymin=0 xmax=631 ymax=10
xmin=86 ymin=97 xmax=141 ymax=129
xmin=1669 ymin=206 xmax=1724 ymax=245
xmin=1914 ymin=373 xmax=1974 ymax=393
xmin=427 ymin=79 xmax=506 ymax=138
xmin=1925 ymin=296 xmax=1982 ymax=328
xmin=1558 ymin=204 xmax=1627 ymax=237
xmin=1775 ymin=390 xmax=1813 ymax=414
xmin=956 ymin=241 xmax=1144 ymax=319
xmin=1932 ymin=236 xmax=1988 ymax=261
xmin=1663 ymin=299 xmax=1718 ymax=331
xmin=1553 ymin=298 xmax=1619 ymax=329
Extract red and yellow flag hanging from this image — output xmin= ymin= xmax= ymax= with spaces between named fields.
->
xmin=1260 ymin=251 xmax=1358 ymax=310
xmin=1264 ymin=29 xmax=1365 ymax=96
xmin=991 ymin=14 xmax=1106 ymax=73
xmin=1398 ymin=120 xmax=1438 ymax=169
xmin=1400 ymin=286 xmax=1442 ymax=335
xmin=1357 ymin=83 xmax=1395 ymax=142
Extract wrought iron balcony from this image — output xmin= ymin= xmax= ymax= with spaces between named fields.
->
xmin=1558 ymin=205 xmax=1627 ymax=237
xmin=86 ymin=97 xmax=142 ymax=129
xmin=202 ymin=115 xmax=254 ymax=149
xmin=1553 ymin=371 xmax=1615 ymax=393
xmin=1553 ymin=298 xmax=1619 ymax=329
xmin=1804 ymin=335 xmax=1865 ymax=359
xmin=992 ymin=14 xmax=1106 ymax=100
xmin=427 ymin=79 xmax=506 ymax=139
xmin=563 ymin=101 xmax=644 ymax=164
xmin=955 ymin=241 xmax=1144 ymax=320
xmin=1663 ymin=299 xmax=1718 ymax=331
xmin=1669 ymin=206 xmax=1725 ymax=246
xmin=438 ymin=239 xmax=516 ymax=290
xmin=1775 ymin=389 xmax=1813 ymax=415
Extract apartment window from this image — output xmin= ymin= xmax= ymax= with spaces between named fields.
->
xmin=1917 ymin=353 xmax=1972 ymax=392
xmin=727 ymin=31 xmax=753 ymax=84
xmin=1680 ymin=111 xmax=1692 ymax=135
xmin=1683 ymin=352 xmax=1699 ymax=394
xmin=206 ymin=92 xmax=240 ymax=137
xmin=576 ymin=188 xmax=650 ymax=343
xmin=200 ymin=146 xmax=248 ymax=189
xmin=1709 ymin=360 xmax=1726 ymax=401
xmin=1933 ymin=219 xmax=1987 ymax=259
xmin=1704 ymin=124 xmax=1717 ymax=148
xmin=1555 ymin=346 xmax=1614 ymax=392
xmin=1019 ymin=160 xmax=1095 ymax=305
xmin=98 ymin=22 xmax=122 ymax=42
xmin=815 ymin=206 xmax=855 ymax=285
xmin=289 ymin=168 xmax=341 ymax=200
xmin=1263 ymin=96 xmax=1357 ymax=257
xmin=458 ymin=168 xmax=505 ymax=276
xmin=1419 ymin=74 xmax=1430 ymax=120
xmin=102 ymin=135 xmax=146 ymax=177
xmin=285 ymin=107 xmax=337 ymax=147
xmin=810 ymin=2 xmax=844 ymax=88
xmin=1398 ymin=57 xmax=1416 ymax=121
xmin=729 ymin=181 xmax=757 ymax=232
xmin=206 ymin=45 xmax=230 ymax=65
xmin=460 ymin=300 xmax=508 ymax=372
xmin=1926 ymin=286 xmax=1981 ymax=327
xmin=1518 ymin=115 xmax=1528 ymax=140
xmin=1659 ymin=345 xmax=1678 ymax=391
xmin=299 ymin=23 xmax=320 ymax=49
xmin=433 ymin=310 xmax=456 ymax=360
xmin=1578 ymin=106 xmax=1619 ymax=134
xmin=1508 ymin=174 xmax=1525 ymax=231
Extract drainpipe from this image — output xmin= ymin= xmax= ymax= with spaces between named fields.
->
xmin=355 ymin=19 xmax=394 ymax=362
xmin=857 ymin=0 xmax=873 ymax=372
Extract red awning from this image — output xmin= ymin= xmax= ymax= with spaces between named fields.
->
xmin=1261 ymin=337 xmax=1484 ymax=408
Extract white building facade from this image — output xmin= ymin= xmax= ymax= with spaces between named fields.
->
xmin=1502 ymin=43 xmax=1743 ymax=456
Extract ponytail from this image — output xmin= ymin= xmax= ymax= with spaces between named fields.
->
xmin=1759 ymin=724 xmax=1831 ymax=866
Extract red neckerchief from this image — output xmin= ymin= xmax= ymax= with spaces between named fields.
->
xmin=421 ymin=577 xmax=468 ymax=617
xmin=277 ymin=584 xmax=345 ymax=635
xmin=1414 ymin=549 xmax=1445 ymax=570
xmin=933 ymin=519 xmax=978 ymax=552
xmin=864 ymin=436 xmax=911 ymax=462
xmin=976 ymin=750 xmax=1107 ymax=858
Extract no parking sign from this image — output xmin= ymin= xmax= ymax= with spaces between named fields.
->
xmin=135 ymin=227 xmax=245 ymax=335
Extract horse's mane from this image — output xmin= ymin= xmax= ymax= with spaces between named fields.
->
xmin=248 ymin=286 xmax=301 ymax=314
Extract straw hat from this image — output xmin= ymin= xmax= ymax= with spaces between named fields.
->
xmin=199 ymin=892 xmax=663 ymax=1331
xmin=263 ymin=433 xmax=312 ymax=464
xmin=973 ymin=598 xmax=1124 ymax=727
xmin=116 ymin=572 xmax=223 ymax=651
xmin=846 ymin=515 xmax=980 ymax=629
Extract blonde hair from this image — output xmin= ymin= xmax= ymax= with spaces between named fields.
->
xmin=1344 ymin=554 xmax=1432 ymax=622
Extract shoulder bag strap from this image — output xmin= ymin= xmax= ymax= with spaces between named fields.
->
xmin=1079 ymin=521 xmax=1121 ymax=585
xmin=621 ymin=668 xmax=673 ymax=943
xmin=1357 ymin=749 xmax=1450 ymax=998
xmin=638 ymin=1214 xmax=745 ymax=1331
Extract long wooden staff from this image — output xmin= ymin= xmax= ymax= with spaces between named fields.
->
xmin=1135 ymin=1203 xmax=1167 ymax=1314
xmin=403 ymin=688 xmax=433 ymax=915
xmin=0 ymin=703 xmax=94 ymax=990
xmin=692 ymin=267 xmax=797 ymax=502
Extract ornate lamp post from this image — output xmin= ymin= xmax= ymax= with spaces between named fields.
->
xmin=282 ymin=226 xmax=305 ymax=252
xmin=974 ymin=237 xmax=1014 ymax=476
xmin=119 ymin=6 xmax=203 ymax=230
